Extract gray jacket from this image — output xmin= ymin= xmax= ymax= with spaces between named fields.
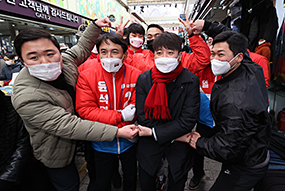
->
xmin=12 ymin=22 xmax=118 ymax=168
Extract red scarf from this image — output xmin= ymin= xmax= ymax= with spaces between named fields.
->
xmin=144 ymin=64 xmax=183 ymax=119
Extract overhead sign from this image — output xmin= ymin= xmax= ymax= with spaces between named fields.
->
xmin=0 ymin=0 xmax=90 ymax=29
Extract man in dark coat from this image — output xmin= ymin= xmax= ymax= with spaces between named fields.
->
xmin=0 ymin=54 xmax=23 ymax=81
xmin=189 ymin=31 xmax=271 ymax=191
xmin=0 ymin=91 xmax=31 ymax=190
xmin=136 ymin=32 xmax=200 ymax=190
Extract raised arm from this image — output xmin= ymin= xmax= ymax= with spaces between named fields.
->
xmin=192 ymin=19 xmax=231 ymax=38
xmin=62 ymin=18 xmax=111 ymax=68
xmin=179 ymin=14 xmax=211 ymax=74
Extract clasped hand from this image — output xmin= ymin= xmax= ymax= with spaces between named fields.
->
xmin=116 ymin=124 xmax=152 ymax=139
xmin=175 ymin=131 xmax=201 ymax=149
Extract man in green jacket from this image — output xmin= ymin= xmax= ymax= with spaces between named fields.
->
xmin=11 ymin=17 xmax=138 ymax=191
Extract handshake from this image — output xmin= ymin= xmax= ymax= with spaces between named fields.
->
xmin=116 ymin=124 xmax=154 ymax=139
xmin=175 ymin=131 xmax=201 ymax=149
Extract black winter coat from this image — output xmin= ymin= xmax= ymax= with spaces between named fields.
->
xmin=196 ymin=58 xmax=271 ymax=167
xmin=0 ymin=63 xmax=23 ymax=81
xmin=136 ymin=68 xmax=200 ymax=182
xmin=0 ymin=91 xmax=31 ymax=183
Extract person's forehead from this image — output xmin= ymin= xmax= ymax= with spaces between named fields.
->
xmin=99 ymin=40 xmax=122 ymax=51
xmin=147 ymin=27 xmax=162 ymax=35
xmin=212 ymin=41 xmax=230 ymax=52
xmin=155 ymin=47 xmax=179 ymax=54
xmin=22 ymin=38 xmax=57 ymax=51
xmin=129 ymin=32 xmax=143 ymax=35
xmin=157 ymin=47 xmax=174 ymax=51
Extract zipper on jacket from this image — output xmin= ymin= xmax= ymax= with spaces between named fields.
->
xmin=113 ymin=73 xmax=121 ymax=154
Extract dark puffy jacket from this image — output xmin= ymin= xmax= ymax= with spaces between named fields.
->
xmin=0 ymin=91 xmax=31 ymax=183
xmin=196 ymin=58 xmax=271 ymax=167
xmin=0 ymin=63 xmax=23 ymax=81
xmin=136 ymin=68 xmax=200 ymax=182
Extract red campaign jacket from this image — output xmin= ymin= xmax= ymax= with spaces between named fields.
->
xmin=248 ymin=50 xmax=270 ymax=87
xmin=124 ymin=46 xmax=151 ymax=69
xmin=125 ymin=35 xmax=211 ymax=73
xmin=76 ymin=60 xmax=141 ymax=127
xmin=78 ymin=53 xmax=100 ymax=72
xmin=196 ymin=65 xmax=221 ymax=97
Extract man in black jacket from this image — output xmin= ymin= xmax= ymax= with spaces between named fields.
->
xmin=136 ymin=32 xmax=200 ymax=190
xmin=189 ymin=31 xmax=271 ymax=191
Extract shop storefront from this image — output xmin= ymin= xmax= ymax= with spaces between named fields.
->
xmin=0 ymin=0 xmax=92 ymax=55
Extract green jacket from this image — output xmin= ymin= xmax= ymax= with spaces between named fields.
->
xmin=11 ymin=23 xmax=118 ymax=168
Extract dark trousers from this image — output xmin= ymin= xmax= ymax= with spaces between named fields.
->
xmin=254 ymin=169 xmax=285 ymax=191
xmin=210 ymin=163 xmax=268 ymax=191
xmin=0 ymin=180 xmax=14 ymax=191
xmin=93 ymin=144 xmax=137 ymax=191
xmin=45 ymin=161 xmax=79 ymax=191
xmin=193 ymin=123 xmax=215 ymax=178
xmin=139 ymin=164 xmax=187 ymax=191
xmin=85 ymin=141 xmax=96 ymax=191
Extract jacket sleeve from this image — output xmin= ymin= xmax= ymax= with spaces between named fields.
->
xmin=76 ymin=72 xmax=122 ymax=126
xmin=154 ymin=76 xmax=200 ymax=144
xmin=62 ymin=23 xmax=101 ymax=68
xmin=181 ymin=35 xmax=211 ymax=74
xmin=12 ymin=92 xmax=118 ymax=142
xmin=136 ymin=72 xmax=200 ymax=145
xmin=196 ymin=103 xmax=258 ymax=163
xmin=0 ymin=122 xmax=31 ymax=183
xmin=203 ymin=20 xmax=232 ymax=38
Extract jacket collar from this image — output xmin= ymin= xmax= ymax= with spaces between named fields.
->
xmin=150 ymin=66 xmax=194 ymax=85
xmin=128 ymin=46 xmax=143 ymax=55
xmin=218 ymin=64 xmax=243 ymax=84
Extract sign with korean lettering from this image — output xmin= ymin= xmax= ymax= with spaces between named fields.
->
xmin=0 ymin=0 xmax=89 ymax=29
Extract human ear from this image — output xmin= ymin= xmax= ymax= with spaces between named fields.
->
xmin=178 ymin=52 xmax=182 ymax=62
xmin=237 ymin=53 xmax=243 ymax=63
xmin=122 ymin=52 xmax=127 ymax=62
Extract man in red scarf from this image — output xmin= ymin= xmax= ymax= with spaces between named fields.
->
xmin=136 ymin=32 xmax=200 ymax=190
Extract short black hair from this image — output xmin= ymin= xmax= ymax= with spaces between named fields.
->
xmin=153 ymin=32 xmax=182 ymax=52
xmin=96 ymin=33 xmax=128 ymax=54
xmin=213 ymin=31 xmax=248 ymax=55
xmin=5 ymin=53 xmax=16 ymax=60
xmin=128 ymin=23 xmax=145 ymax=36
xmin=14 ymin=28 xmax=60 ymax=60
xmin=147 ymin=24 xmax=164 ymax=33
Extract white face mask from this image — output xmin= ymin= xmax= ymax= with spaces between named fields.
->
xmin=211 ymin=53 xmax=240 ymax=76
xmin=5 ymin=60 xmax=13 ymax=65
xmin=101 ymin=56 xmax=124 ymax=73
xmin=130 ymin=37 xmax=144 ymax=48
xmin=155 ymin=56 xmax=180 ymax=73
xmin=26 ymin=59 xmax=62 ymax=81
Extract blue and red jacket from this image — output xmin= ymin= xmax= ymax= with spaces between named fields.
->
xmin=76 ymin=60 xmax=141 ymax=154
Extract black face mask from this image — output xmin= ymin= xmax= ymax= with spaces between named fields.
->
xmin=146 ymin=39 xmax=154 ymax=53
